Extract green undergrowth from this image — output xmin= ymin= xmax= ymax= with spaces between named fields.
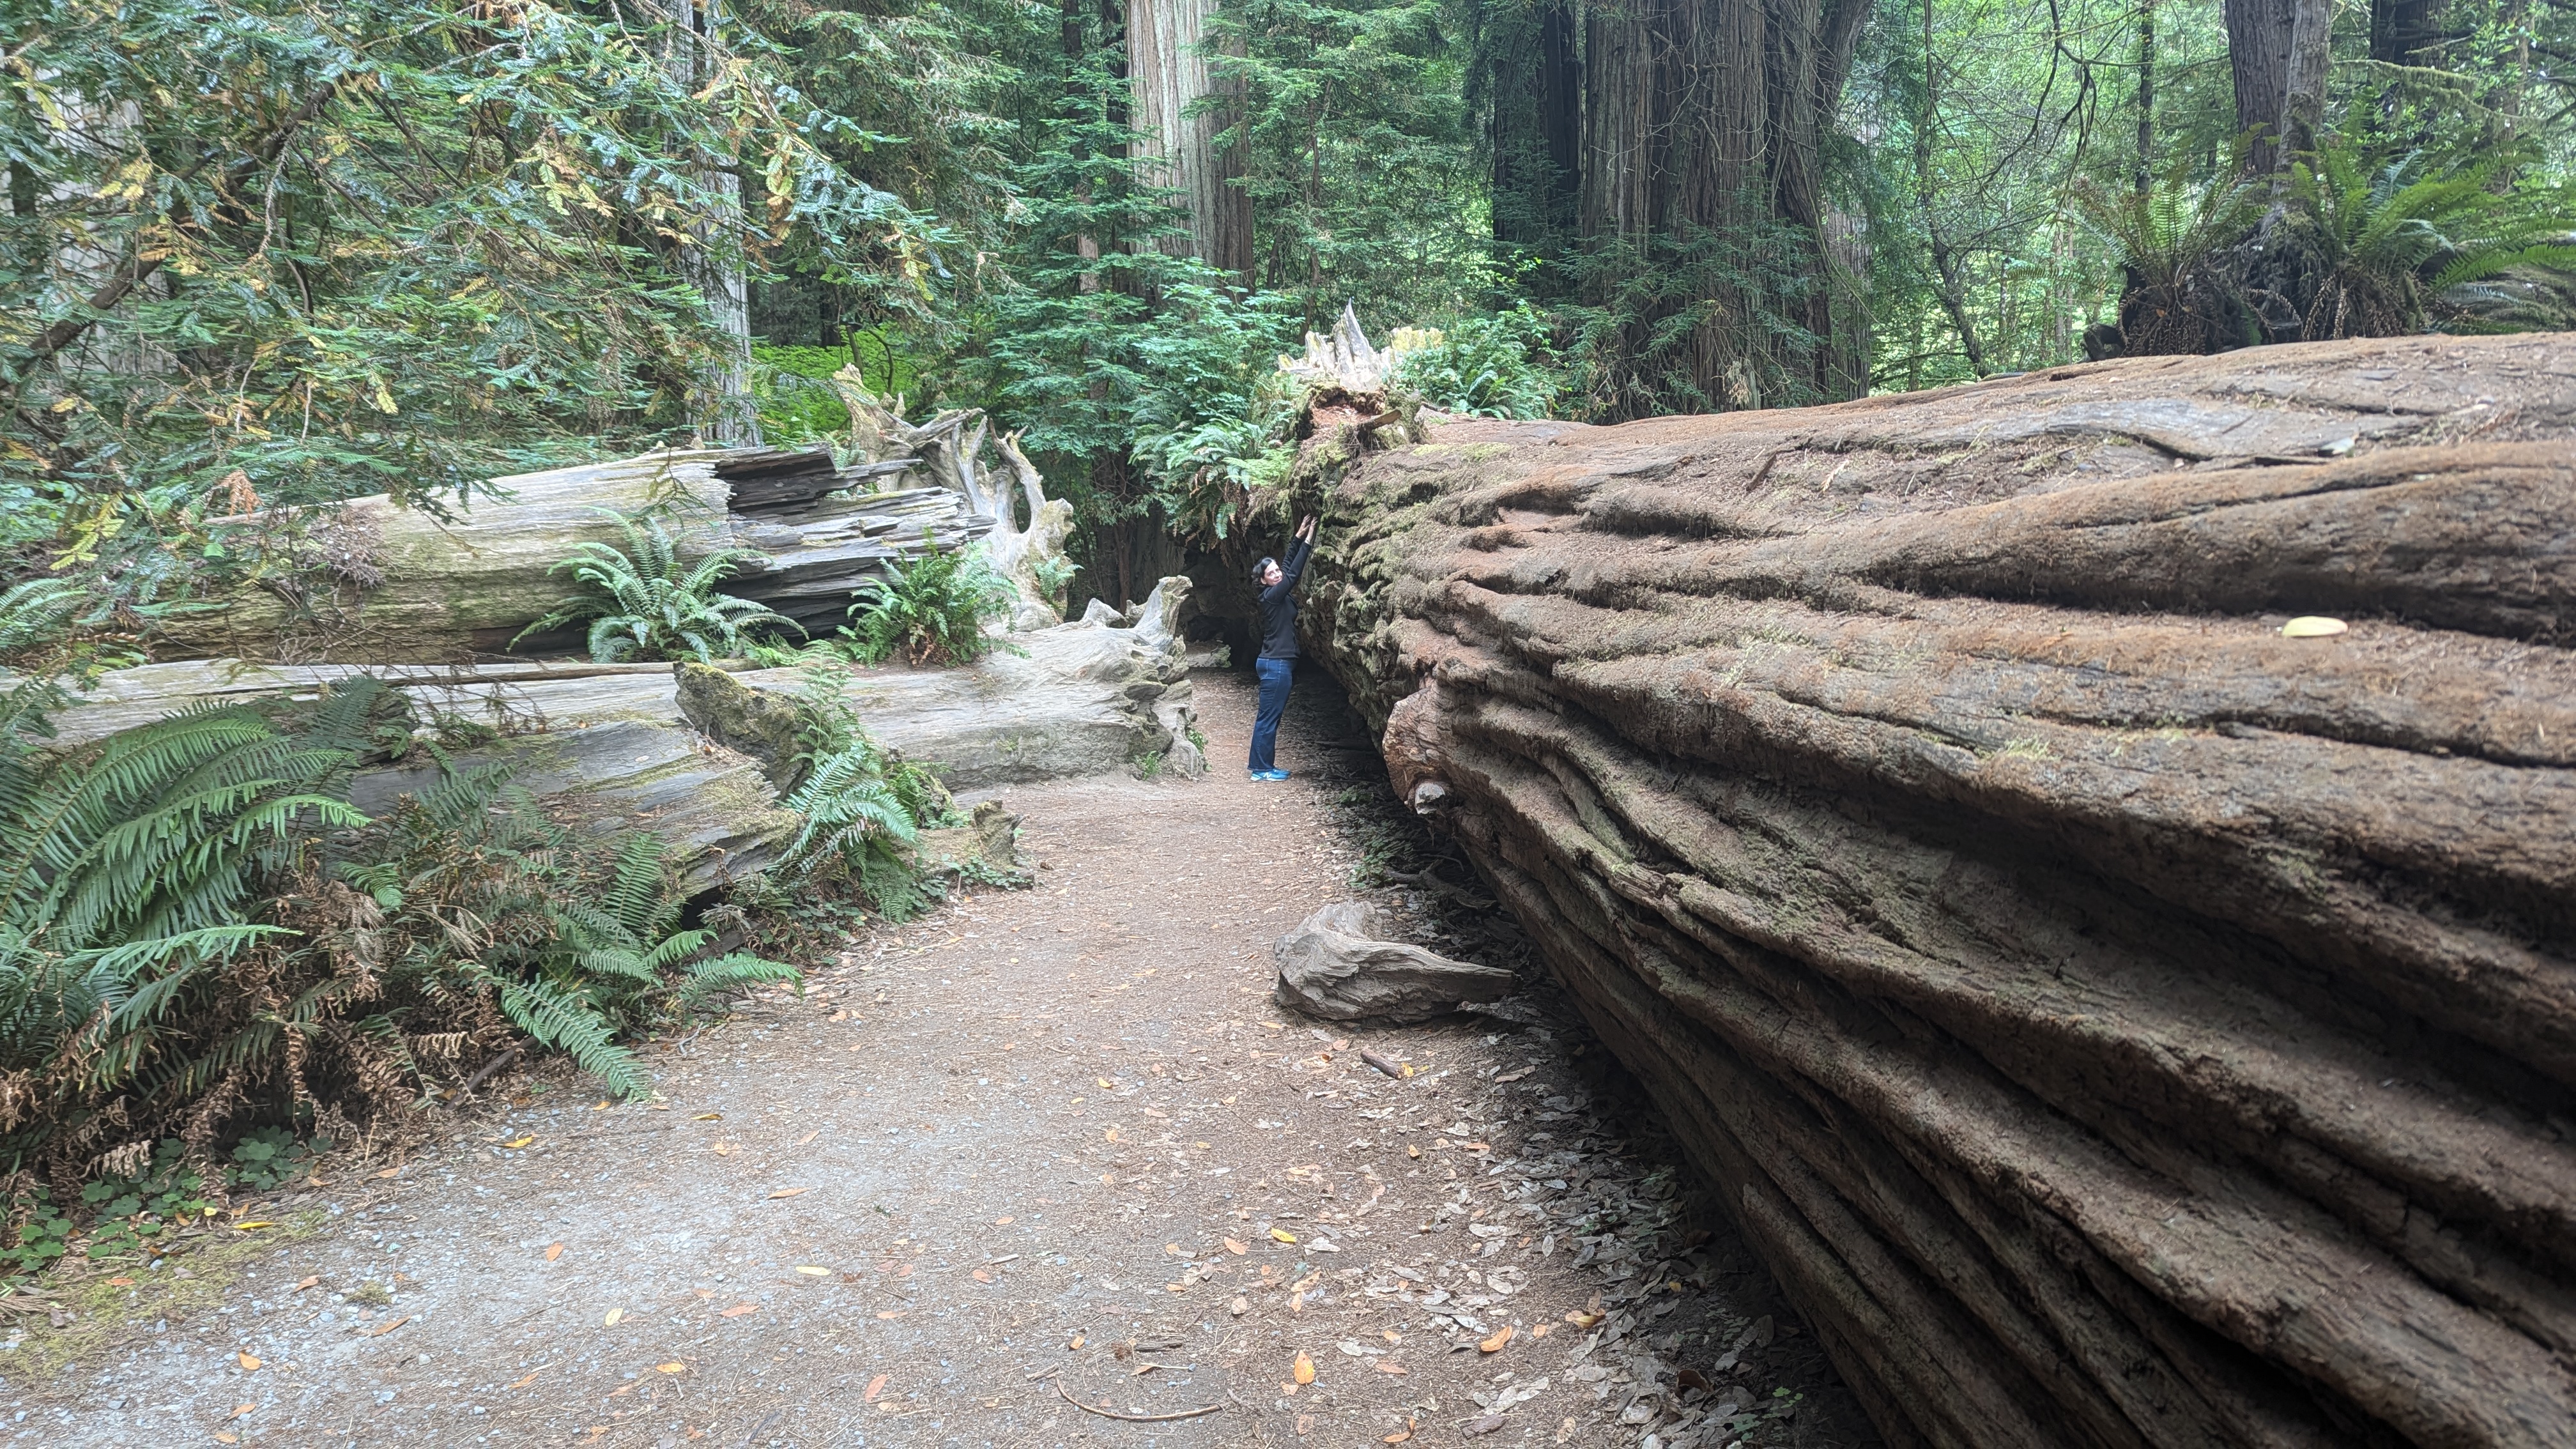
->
xmin=724 ymin=669 xmax=964 ymax=940
xmin=0 ymin=677 xmax=801 ymax=1292
xmin=4 ymin=1204 xmax=328 ymax=1378
xmin=0 ymin=590 xmax=1020 ymax=1303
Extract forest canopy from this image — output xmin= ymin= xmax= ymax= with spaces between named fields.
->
xmin=4 ymin=0 xmax=2572 ymax=613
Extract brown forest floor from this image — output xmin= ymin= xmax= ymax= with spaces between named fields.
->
xmin=2 ymin=670 xmax=1876 ymax=1449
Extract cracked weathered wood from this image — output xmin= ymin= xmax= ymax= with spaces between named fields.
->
xmin=160 ymin=446 xmax=997 ymax=659
xmin=1299 ymin=334 xmax=2576 ymax=1449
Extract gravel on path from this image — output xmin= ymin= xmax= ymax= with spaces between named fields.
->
xmin=5 ymin=670 xmax=1871 ymax=1449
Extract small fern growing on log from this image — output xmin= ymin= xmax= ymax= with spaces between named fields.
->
xmin=836 ymin=533 xmax=1015 ymax=667
xmin=770 ymin=668 xmax=953 ymax=921
xmin=516 ymin=510 xmax=802 ymax=663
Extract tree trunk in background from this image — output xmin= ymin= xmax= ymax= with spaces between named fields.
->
xmin=1485 ymin=0 xmax=1581 ymax=270
xmin=2369 ymin=0 xmax=2448 ymax=63
xmin=1575 ymin=0 xmax=1869 ymax=417
xmin=2280 ymin=0 xmax=2331 ymax=163
xmin=2225 ymin=0 xmax=2297 ymax=174
xmin=1913 ymin=0 xmax=1987 ymax=376
xmin=2135 ymin=0 xmax=2156 ymax=195
xmin=1128 ymin=0 xmax=1250 ymax=279
xmin=665 ymin=0 xmax=760 ymax=445
xmin=1290 ymin=332 xmax=2576 ymax=1449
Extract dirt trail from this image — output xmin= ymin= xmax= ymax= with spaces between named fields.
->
xmin=6 ymin=672 xmax=1871 ymax=1449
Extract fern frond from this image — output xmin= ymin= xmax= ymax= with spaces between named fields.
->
xmin=676 ymin=953 xmax=801 ymax=1007
xmin=496 ymin=977 xmax=650 ymax=1098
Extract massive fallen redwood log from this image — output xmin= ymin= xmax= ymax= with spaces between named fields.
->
xmin=1294 ymin=334 xmax=2576 ymax=1449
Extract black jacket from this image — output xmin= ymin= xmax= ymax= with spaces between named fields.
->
xmin=1257 ymin=538 xmax=1313 ymax=661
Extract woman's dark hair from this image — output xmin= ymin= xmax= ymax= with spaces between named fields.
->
xmin=1252 ymin=556 xmax=1279 ymax=585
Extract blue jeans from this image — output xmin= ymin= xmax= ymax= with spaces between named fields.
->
xmin=1249 ymin=657 xmax=1293 ymax=771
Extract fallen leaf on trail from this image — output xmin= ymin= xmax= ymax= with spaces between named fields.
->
xmin=1492 ymin=1068 xmax=1533 ymax=1084
xmin=214 ymin=1436 xmax=238 ymax=1445
xmin=795 ymin=1130 xmax=817 ymax=1146
xmin=693 ymin=1112 xmax=721 ymax=1121
xmin=1385 ymin=1432 xmax=1411 ymax=1443
xmin=1296 ymin=1413 xmax=1315 ymax=1435
xmin=657 ymin=1362 xmax=687 ymax=1374
xmin=876 ymin=1310 xmax=907 ymax=1319
xmin=1564 ymin=1309 xmax=1604 ymax=1328
xmin=509 ymin=1370 xmax=544 ymax=1390
xmin=603 ymin=1308 xmax=625 ymax=1327
xmin=1270 ymin=1228 xmax=1298 ymax=1243
xmin=1376 ymin=1361 xmax=1409 ymax=1376
xmin=972 ymin=1269 xmax=992 ymax=1283
xmin=795 ymin=1266 xmax=829 ymax=1276
xmin=995 ymin=1216 xmax=1013 ymax=1225
xmin=719 ymin=1303 xmax=758 ymax=1318
xmin=502 ymin=1135 xmax=533 ymax=1149
xmin=368 ymin=1315 xmax=411 ymax=1337
xmin=592 ymin=1100 xmax=609 ymax=1110
xmin=236 ymin=1352 xmax=261 ymax=1371
xmin=1530 ymin=1322 xmax=1551 ymax=1338
xmin=1223 ymin=1238 xmax=1248 ymax=1255
xmin=233 ymin=1220 xmax=275 ymax=1231
xmin=1097 ymin=1077 xmax=1114 ymax=1089
xmin=105 ymin=1276 xmax=134 ymax=1287
xmin=232 ymin=1404 xmax=253 ymax=1418
xmin=1133 ymin=1363 xmax=1160 ymax=1376
xmin=293 ymin=1276 xmax=320 ymax=1292
xmin=544 ymin=1243 xmax=564 ymax=1262
xmin=864 ymin=1374 xmax=888 ymax=1402
xmin=374 ymin=1166 xmax=400 ymax=1178
xmin=1479 ymin=1324 xmax=1515 ymax=1353
xmin=2281 ymin=616 xmax=2349 ymax=638
xmin=767 ymin=1187 xmax=809 ymax=1199
xmin=1292 ymin=1351 xmax=1316 ymax=1385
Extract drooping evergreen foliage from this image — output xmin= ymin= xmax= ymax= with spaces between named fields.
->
xmin=1 ymin=0 xmax=944 ymax=610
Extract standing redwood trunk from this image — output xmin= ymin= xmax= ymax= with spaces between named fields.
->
xmin=2225 ymin=0 xmax=2298 ymax=172
xmin=2370 ymin=0 xmax=2448 ymax=63
xmin=1127 ymin=0 xmax=1250 ymax=279
xmin=1575 ymin=0 xmax=1868 ymax=416
xmin=1287 ymin=332 xmax=2576 ymax=1449
xmin=1484 ymin=0 xmax=1581 ymax=265
xmin=663 ymin=0 xmax=760 ymax=445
